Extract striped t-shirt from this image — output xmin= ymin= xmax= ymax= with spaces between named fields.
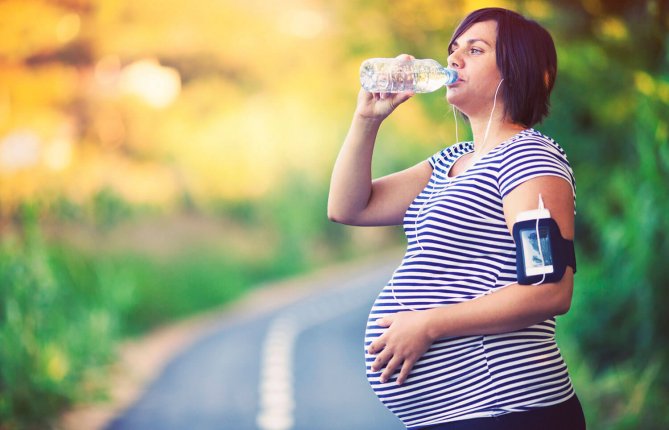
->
xmin=364 ymin=128 xmax=576 ymax=429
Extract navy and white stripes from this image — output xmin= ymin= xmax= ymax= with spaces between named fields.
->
xmin=364 ymin=128 xmax=576 ymax=429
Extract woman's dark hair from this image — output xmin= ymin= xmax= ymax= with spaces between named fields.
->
xmin=448 ymin=8 xmax=557 ymax=127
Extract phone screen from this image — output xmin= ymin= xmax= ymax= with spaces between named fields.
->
xmin=520 ymin=226 xmax=554 ymax=276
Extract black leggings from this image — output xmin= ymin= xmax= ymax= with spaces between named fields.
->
xmin=420 ymin=395 xmax=586 ymax=430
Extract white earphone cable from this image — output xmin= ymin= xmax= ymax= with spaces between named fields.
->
xmin=452 ymin=105 xmax=459 ymax=144
xmin=532 ymin=194 xmax=547 ymax=286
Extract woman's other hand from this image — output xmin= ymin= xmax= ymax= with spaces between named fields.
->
xmin=367 ymin=310 xmax=436 ymax=385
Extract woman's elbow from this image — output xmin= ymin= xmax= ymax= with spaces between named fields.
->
xmin=327 ymin=196 xmax=367 ymax=225
xmin=552 ymin=270 xmax=575 ymax=316
xmin=554 ymin=295 xmax=572 ymax=316
xmin=327 ymin=198 xmax=345 ymax=224
xmin=327 ymin=210 xmax=346 ymax=224
xmin=327 ymin=205 xmax=356 ymax=225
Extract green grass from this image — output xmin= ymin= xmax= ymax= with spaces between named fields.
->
xmin=0 ymin=224 xmax=118 ymax=428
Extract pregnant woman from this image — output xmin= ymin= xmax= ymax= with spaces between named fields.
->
xmin=328 ymin=7 xmax=586 ymax=430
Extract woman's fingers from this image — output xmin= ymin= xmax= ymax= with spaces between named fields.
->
xmin=395 ymin=90 xmax=415 ymax=103
xmin=367 ymin=334 xmax=386 ymax=355
xmin=395 ymin=53 xmax=415 ymax=61
xmin=380 ymin=356 xmax=403 ymax=384
xmin=370 ymin=347 xmax=391 ymax=372
xmin=396 ymin=359 xmax=416 ymax=385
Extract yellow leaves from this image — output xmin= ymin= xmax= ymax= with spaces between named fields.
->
xmin=596 ymin=16 xmax=629 ymax=42
xmin=656 ymin=121 xmax=668 ymax=151
xmin=462 ymin=0 xmax=515 ymax=14
xmin=523 ymin=0 xmax=552 ymax=19
xmin=44 ymin=344 xmax=70 ymax=383
xmin=277 ymin=8 xmax=329 ymax=39
xmin=655 ymin=82 xmax=669 ymax=105
xmin=55 ymin=150 xmax=180 ymax=206
xmin=581 ymin=0 xmax=603 ymax=16
xmin=390 ymin=0 xmax=458 ymax=33
xmin=635 ymin=71 xmax=669 ymax=104
xmin=56 ymin=13 xmax=81 ymax=44
xmin=0 ymin=0 xmax=77 ymax=62
xmin=13 ymin=0 xmax=651 ymax=216
xmin=635 ymin=71 xmax=656 ymax=97
xmin=158 ymin=88 xmax=342 ymax=201
xmin=1 ymin=65 xmax=80 ymax=129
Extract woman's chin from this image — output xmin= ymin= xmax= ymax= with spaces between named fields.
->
xmin=445 ymin=93 xmax=464 ymax=109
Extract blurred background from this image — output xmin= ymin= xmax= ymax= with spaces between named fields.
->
xmin=0 ymin=0 xmax=667 ymax=428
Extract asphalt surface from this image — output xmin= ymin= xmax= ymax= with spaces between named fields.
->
xmin=105 ymin=255 xmax=406 ymax=430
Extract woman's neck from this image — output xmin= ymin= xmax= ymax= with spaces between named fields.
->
xmin=470 ymin=116 xmax=526 ymax=155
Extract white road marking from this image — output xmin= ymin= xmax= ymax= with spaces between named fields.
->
xmin=256 ymin=316 xmax=298 ymax=430
xmin=255 ymin=262 xmax=398 ymax=430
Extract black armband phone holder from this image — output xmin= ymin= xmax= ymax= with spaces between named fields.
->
xmin=512 ymin=208 xmax=576 ymax=285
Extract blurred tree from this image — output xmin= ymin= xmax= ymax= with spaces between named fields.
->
xmin=544 ymin=0 xmax=669 ymax=366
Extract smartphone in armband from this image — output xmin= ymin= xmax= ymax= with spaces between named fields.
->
xmin=512 ymin=205 xmax=576 ymax=285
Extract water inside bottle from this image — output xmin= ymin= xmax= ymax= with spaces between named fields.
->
xmin=360 ymin=59 xmax=457 ymax=93
xmin=360 ymin=60 xmax=412 ymax=92
xmin=414 ymin=65 xmax=450 ymax=93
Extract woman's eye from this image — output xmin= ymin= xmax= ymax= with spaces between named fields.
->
xmin=470 ymin=48 xmax=483 ymax=54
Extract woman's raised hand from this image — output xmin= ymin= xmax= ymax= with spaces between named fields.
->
xmin=355 ymin=54 xmax=415 ymax=122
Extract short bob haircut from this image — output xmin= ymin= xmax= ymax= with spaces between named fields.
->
xmin=448 ymin=8 xmax=557 ymax=128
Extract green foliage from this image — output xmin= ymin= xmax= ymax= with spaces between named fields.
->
xmin=101 ymin=248 xmax=257 ymax=334
xmin=542 ymin=2 xmax=669 ymax=426
xmin=0 ymin=209 xmax=125 ymax=428
xmin=558 ymin=328 xmax=669 ymax=429
xmin=552 ymin=0 xmax=668 ymax=355
xmin=89 ymin=187 xmax=134 ymax=229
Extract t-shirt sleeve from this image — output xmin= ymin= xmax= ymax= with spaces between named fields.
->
xmin=428 ymin=148 xmax=445 ymax=169
xmin=497 ymin=138 xmax=576 ymax=199
xmin=428 ymin=142 xmax=468 ymax=172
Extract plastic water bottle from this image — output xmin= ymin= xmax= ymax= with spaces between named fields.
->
xmin=360 ymin=58 xmax=458 ymax=93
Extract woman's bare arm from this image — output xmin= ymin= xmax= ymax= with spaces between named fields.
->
xmin=327 ymin=64 xmax=433 ymax=226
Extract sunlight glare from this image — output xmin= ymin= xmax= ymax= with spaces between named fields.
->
xmin=278 ymin=8 xmax=327 ymax=39
xmin=119 ymin=59 xmax=181 ymax=108
xmin=0 ymin=130 xmax=41 ymax=171
xmin=44 ymin=132 xmax=74 ymax=172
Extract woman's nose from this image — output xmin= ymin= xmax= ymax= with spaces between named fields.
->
xmin=447 ymin=49 xmax=462 ymax=69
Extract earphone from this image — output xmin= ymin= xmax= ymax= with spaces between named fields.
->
xmin=531 ymin=194 xmax=548 ymax=286
xmin=475 ymin=78 xmax=504 ymax=163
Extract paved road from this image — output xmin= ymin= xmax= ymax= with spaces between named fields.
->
xmin=106 ymin=256 xmax=406 ymax=430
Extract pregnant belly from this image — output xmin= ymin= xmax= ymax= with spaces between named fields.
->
xmin=364 ymin=310 xmax=495 ymax=427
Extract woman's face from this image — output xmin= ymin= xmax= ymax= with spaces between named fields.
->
xmin=445 ymin=20 xmax=503 ymax=118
